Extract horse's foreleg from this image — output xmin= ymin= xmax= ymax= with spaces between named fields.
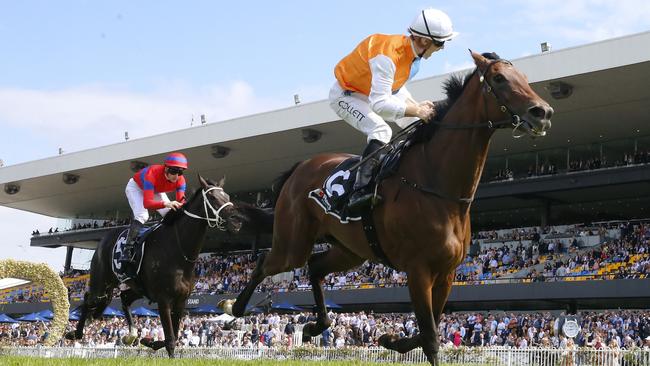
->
xmin=171 ymin=300 xmax=186 ymax=340
xmin=158 ymin=302 xmax=176 ymax=358
xmin=231 ymin=252 xmax=267 ymax=317
xmin=379 ymin=270 xmax=438 ymax=365
xmin=120 ymin=290 xmax=140 ymax=345
xmin=432 ymin=273 xmax=454 ymax=327
xmin=409 ymin=271 xmax=438 ymax=366
xmin=303 ymin=248 xmax=363 ymax=340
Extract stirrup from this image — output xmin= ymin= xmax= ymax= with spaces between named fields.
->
xmin=348 ymin=187 xmax=383 ymax=213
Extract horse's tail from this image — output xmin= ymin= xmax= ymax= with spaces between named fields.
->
xmin=271 ymin=162 xmax=301 ymax=205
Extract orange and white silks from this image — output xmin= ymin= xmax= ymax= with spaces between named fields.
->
xmin=330 ymin=34 xmax=420 ymax=143
xmin=335 ymin=34 xmax=417 ymax=96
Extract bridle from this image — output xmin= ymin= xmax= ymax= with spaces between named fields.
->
xmin=475 ymin=58 xmax=536 ymax=138
xmin=172 ymin=186 xmax=233 ymax=264
xmin=182 ymin=186 xmax=233 ymax=230
xmin=349 ymin=58 xmax=528 ymax=173
xmin=429 ymin=58 xmax=531 ymax=138
xmin=364 ymin=57 xmax=544 ymax=205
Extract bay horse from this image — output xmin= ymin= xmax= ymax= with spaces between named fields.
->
xmin=225 ymin=51 xmax=553 ymax=365
xmin=66 ymin=175 xmax=242 ymax=358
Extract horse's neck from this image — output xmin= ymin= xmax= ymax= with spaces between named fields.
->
xmin=416 ymin=78 xmax=494 ymax=205
xmin=173 ymin=201 xmax=209 ymax=262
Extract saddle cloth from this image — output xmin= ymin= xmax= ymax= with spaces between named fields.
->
xmin=307 ymin=137 xmax=415 ymax=224
xmin=111 ymin=224 xmax=159 ymax=282
xmin=308 ymin=157 xmax=362 ymax=224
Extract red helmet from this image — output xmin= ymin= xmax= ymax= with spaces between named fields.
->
xmin=164 ymin=152 xmax=188 ymax=169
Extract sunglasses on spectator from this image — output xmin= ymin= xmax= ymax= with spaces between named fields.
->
xmin=166 ymin=167 xmax=184 ymax=176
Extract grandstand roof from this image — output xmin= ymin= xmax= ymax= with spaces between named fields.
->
xmin=0 ymin=278 xmax=30 ymax=291
xmin=1 ymin=31 xmax=650 ymax=220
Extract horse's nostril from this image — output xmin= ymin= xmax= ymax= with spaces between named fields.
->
xmin=546 ymin=106 xmax=554 ymax=120
xmin=528 ymin=105 xmax=554 ymax=121
xmin=528 ymin=106 xmax=546 ymax=119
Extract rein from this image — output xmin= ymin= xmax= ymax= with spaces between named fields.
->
xmin=352 ymin=59 xmax=524 ymax=171
xmin=176 ymin=186 xmax=233 ymax=263
xmin=173 ymin=225 xmax=199 ymax=264
xmin=430 ymin=59 xmax=523 ymax=134
xmin=351 ymin=58 xmax=532 ymax=205
xmin=397 ymin=59 xmax=524 ymax=205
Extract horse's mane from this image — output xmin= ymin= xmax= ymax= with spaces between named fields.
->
xmin=161 ymin=178 xmax=220 ymax=226
xmin=272 ymin=162 xmax=301 ymax=205
xmin=410 ymin=52 xmax=501 ymax=143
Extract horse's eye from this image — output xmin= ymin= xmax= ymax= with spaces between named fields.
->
xmin=494 ymin=74 xmax=506 ymax=83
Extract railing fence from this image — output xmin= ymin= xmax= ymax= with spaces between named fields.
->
xmin=2 ymin=346 xmax=649 ymax=365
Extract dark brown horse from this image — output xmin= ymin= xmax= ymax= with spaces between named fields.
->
xmin=66 ymin=176 xmax=242 ymax=358
xmin=225 ymin=51 xmax=553 ymax=365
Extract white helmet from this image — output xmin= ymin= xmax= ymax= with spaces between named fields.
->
xmin=408 ymin=8 xmax=459 ymax=42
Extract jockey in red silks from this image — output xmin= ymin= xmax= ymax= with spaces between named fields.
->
xmin=120 ymin=152 xmax=188 ymax=265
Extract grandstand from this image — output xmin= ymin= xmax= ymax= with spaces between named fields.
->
xmin=1 ymin=32 xmax=650 ymax=324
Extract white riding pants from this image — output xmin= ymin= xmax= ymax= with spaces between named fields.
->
xmin=125 ymin=178 xmax=171 ymax=224
xmin=328 ymin=82 xmax=419 ymax=143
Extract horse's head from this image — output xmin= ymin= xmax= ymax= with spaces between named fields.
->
xmin=471 ymin=51 xmax=554 ymax=137
xmin=198 ymin=175 xmax=243 ymax=233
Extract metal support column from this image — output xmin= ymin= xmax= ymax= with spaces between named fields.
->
xmin=64 ymin=246 xmax=74 ymax=274
xmin=540 ymin=199 xmax=551 ymax=229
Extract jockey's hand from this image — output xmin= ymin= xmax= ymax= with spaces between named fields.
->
xmin=416 ymin=101 xmax=436 ymax=122
xmin=419 ymin=100 xmax=435 ymax=109
xmin=165 ymin=201 xmax=183 ymax=211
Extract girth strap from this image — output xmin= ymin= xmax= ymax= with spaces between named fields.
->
xmin=361 ymin=210 xmax=395 ymax=269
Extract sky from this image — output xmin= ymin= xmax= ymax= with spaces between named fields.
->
xmin=1 ymin=0 xmax=649 ymax=272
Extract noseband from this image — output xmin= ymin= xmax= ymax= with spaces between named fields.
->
xmin=476 ymin=59 xmax=536 ymax=138
xmin=476 ymin=59 xmax=521 ymax=130
xmin=183 ymin=186 xmax=233 ymax=230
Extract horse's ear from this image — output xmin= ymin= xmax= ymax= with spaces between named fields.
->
xmin=217 ymin=176 xmax=226 ymax=188
xmin=198 ymin=174 xmax=209 ymax=189
xmin=470 ymin=50 xmax=489 ymax=71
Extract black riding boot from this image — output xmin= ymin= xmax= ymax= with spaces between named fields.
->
xmin=348 ymin=139 xmax=385 ymax=214
xmin=120 ymin=220 xmax=143 ymax=265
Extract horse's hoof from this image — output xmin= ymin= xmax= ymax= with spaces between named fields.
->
xmin=302 ymin=322 xmax=317 ymax=338
xmin=140 ymin=337 xmax=154 ymax=348
xmin=378 ymin=334 xmax=399 ymax=349
xmin=64 ymin=331 xmax=79 ymax=341
xmin=152 ymin=341 xmax=166 ymax=351
xmin=428 ymin=354 xmax=440 ymax=366
xmin=122 ymin=335 xmax=138 ymax=346
xmin=217 ymin=299 xmax=235 ymax=315
xmin=222 ymin=319 xmax=235 ymax=331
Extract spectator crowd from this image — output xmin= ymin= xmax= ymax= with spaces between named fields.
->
xmin=1 ymin=309 xmax=649 ymax=352
xmin=484 ymin=148 xmax=650 ymax=183
xmin=7 ymin=221 xmax=649 ymax=304
xmin=32 ymin=218 xmax=131 ymax=237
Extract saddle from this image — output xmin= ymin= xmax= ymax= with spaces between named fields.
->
xmin=111 ymin=224 xmax=159 ymax=283
xmin=308 ymin=135 xmax=416 ymax=224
